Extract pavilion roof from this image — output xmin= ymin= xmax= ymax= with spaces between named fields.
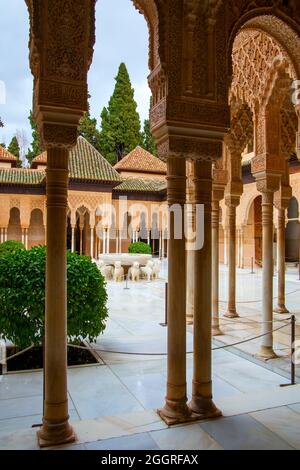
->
xmin=114 ymin=146 xmax=167 ymax=175
xmin=0 ymin=145 xmax=18 ymax=163
xmin=32 ymin=136 xmax=122 ymax=184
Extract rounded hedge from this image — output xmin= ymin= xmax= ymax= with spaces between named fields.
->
xmin=0 ymin=240 xmax=25 ymax=258
xmin=128 ymin=241 xmax=152 ymax=255
xmin=0 ymin=246 xmax=108 ymax=348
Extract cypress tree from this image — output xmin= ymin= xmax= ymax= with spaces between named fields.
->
xmin=8 ymin=136 xmax=22 ymax=167
xmin=99 ymin=63 xmax=142 ymax=164
xmin=26 ymin=111 xmax=42 ymax=166
xmin=142 ymin=119 xmax=157 ymax=156
xmin=78 ymin=94 xmax=101 ymax=151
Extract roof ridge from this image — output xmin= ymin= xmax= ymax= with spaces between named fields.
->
xmin=0 ymin=145 xmax=18 ymax=161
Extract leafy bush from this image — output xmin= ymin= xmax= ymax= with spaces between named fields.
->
xmin=128 ymin=241 xmax=152 ymax=255
xmin=0 ymin=246 xmax=108 ymax=348
xmin=0 ymin=240 xmax=25 ymax=258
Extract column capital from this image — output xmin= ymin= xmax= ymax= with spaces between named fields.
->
xmin=274 ymin=188 xmax=292 ymax=210
xmin=26 ymin=0 xmax=96 ymax=149
xmin=225 ymin=194 xmax=240 ymax=208
xmin=255 ymin=174 xmax=281 ymax=195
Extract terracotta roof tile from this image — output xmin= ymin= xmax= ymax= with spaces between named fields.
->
xmin=0 ymin=145 xmax=18 ymax=162
xmin=114 ymin=178 xmax=167 ymax=193
xmin=114 ymin=146 xmax=167 ymax=174
xmin=0 ymin=168 xmax=45 ymax=185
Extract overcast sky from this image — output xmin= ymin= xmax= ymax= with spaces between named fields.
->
xmin=0 ymin=0 xmax=150 ymax=152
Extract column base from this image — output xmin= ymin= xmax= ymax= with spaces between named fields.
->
xmin=37 ymin=420 xmax=76 ymax=449
xmin=212 ymin=325 xmax=223 ymax=336
xmin=274 ymin=306 xmax=290 ymax=314
xmin=158 ymin=399 xmax=192 ymax=426
xmin=256 ymin=346 xmax=278 ymax=361
xmin=224 ymin=310 xmax=240 ymax=319
xmin=189 ymin=397 xmax=222 ymax=420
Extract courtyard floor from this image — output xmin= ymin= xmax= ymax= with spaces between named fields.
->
xmin=0 ymin=261 xmax=300 ymax=450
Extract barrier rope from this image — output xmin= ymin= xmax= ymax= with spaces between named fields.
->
xmin=5 ymin=344 xmax=34 ymax=362
xmin=65 ymin=321 xmax=291 ymax=357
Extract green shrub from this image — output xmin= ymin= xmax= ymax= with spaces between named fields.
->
xmin=0 ymin=246 xmax=108 ymax=348
xmin=128 ymin=241 xmax=152 ymax=255
xmin=0 ymin=240 xmax=25 ymax=258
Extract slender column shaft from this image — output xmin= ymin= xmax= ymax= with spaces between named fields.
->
xmin=25 ymin=228 xmax=28 ymax=250
xmin=159 ymin=231 xmax=162 ymax=258
xmin=240 ymin=228 xmax=244 ymax=269
xmin=0 ymin=228 xmax=2 ymax=243
xmin=4 ymin=228 xmax=7 ymax=242
xmin=186 ymin=250 xmax=195 ymax=324
xmin=224 ymin=203 xmax=239 ymax=318
xmin=212 ymin=200 xmax=222 ymax=336
xmin=37 ymin=148 xmax=75 ymax=447
xmin=102 ymin=230 xmax=106 ymax=254
xmin=116 ymin=230 xmax=119 ymax=254
xmin=237 ymin=229 xmax=241 ymax=268
xmin=159 ymin=156 xmax=190 ymax=424
xmin=106 ymin=229 xmax=110 ymax=254
xmin=147 ymin=230 xmax=151 ymax=246
xmin=189 ymin=160 xmax=221 ymax=418
xmin=79 ymin=227 xmax=83 ymax=255
xmin=90 ymin=227 xmax=94 ymax=259
xmin=224 ymin=228 xmax=228 ymax=265
xmin=259 ymin=192 xmax=277 ymax=358
xmin=275 ymin=208 xmax=289 ymax=314
xmin=71 ymin=226 xmax=75 ymax=253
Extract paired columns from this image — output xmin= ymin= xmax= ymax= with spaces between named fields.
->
xmin=37 ymin=148 xmax=75 ymax=447
xmin=189 ymin=160 xmax=221 ymax=419
xmin=0 ymin=227 xmax=8 ymax=243
xmin=21 ymin=227 xmax=29 ymax=249
xmin=159 ymin=157 xmax=220 ymax=424
xmin=159 ymin=156 xmax=190 ymax=424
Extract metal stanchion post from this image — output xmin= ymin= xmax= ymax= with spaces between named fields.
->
xmin=160 ymin=282 xmax=168 ymax=327
xmin=124 ymin=273 xmax=130 ymax=290
xmin=250 ymin=257 xmax=255 ymax=274
xmin=281 ymin=315 xmax=296 ymax=387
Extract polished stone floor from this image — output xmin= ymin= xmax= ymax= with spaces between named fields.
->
xmin=0 ymin=261 xmax=300 ymax=450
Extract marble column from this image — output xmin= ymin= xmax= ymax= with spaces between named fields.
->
xmin=106 ymin=228 xmax=110 ymax=254
xmin=274 ymin=207 xmax=289 ymax=314
xmin=240 ymin=227 xmax=245 ymax=269
xmin=223 ymin=227 xmax=228 ymax=265
xmin=71 ymin=226 xmax=75 ymax=253
xmin=116 ymin=229 xmax=119 ymax=254
xmin=186 ymin=249 xmax=195 ymax=324
xmin=0 ymin=228 xmax=3 ymax=243
xmin=159 ymin=156 xmax=190 ymax=425
xmin=79 ymin=224 xmax=84 ymax=255
xmin=258 ymin=191 xmax=277 ymax=359
xmin=189 ymin=160 xmax=221 ymax=419
xmin=102 ymin=229 xmax=106 ymax=255
xmin=90 ymin=227 xmax=94 ymax=259
xmin=37 ymin=148 xmax=75 ymax=447
xmin=224 ymin=197 xmax=240 ymax=318
xmin=212 ymin=194 xmax=223 ymax=336
xmin=25 ymin=228 xmax=29 ymax=250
